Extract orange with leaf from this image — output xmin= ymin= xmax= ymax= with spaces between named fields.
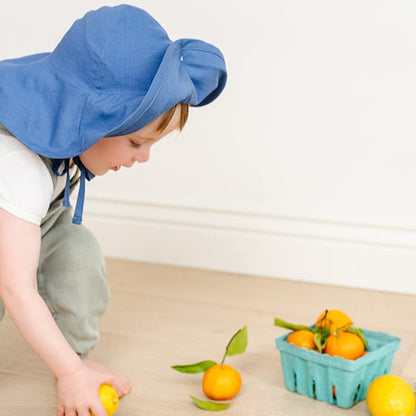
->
xmin=172 ymin=326 xmax=248 ymax=411
xmin=315 ymin=309 xmax=353 ymax=335
xmin=324 ymin=330 xmax=366 ymax=360
xmin=274 ymin=309 xmax=368 ymax=360
xmin=202 ymin=364 xmax=242 ymax=401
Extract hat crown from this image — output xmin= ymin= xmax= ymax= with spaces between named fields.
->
xmin=49 ymin=5 xmax=170 ymax=94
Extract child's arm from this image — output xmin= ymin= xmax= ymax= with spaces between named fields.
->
xmin=0 ymin=208 xmax=111 ymax=416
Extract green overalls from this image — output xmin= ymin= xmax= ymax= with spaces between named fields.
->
xmin=0 ymin=158 xmax=110 ymax=359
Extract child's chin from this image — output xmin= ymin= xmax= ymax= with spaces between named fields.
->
xmin=92 ymin=168 xmax=106 ymax=176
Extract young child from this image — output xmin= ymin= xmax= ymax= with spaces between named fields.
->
xmin=0 ymin=5 xmax=226 ymax=416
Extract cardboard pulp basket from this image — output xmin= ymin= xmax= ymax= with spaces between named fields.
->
xmin=275 ymin=328 xmax=400 ymax=408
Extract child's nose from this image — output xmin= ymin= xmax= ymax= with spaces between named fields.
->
xmin=134 ymin=146 xmax=151 ymax=163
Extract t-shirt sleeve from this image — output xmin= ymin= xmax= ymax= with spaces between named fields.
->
xmin=0 ymin=137 xmax=53 ymax=225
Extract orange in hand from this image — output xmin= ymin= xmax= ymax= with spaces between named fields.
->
xmin=286 ymin=330 xmax=315 ymax=350
xmin=324 ymin=331 xmax=366 ymax=360
xmin=91 ymin=384 xmax=119 ymax=416
xmin=202 ymin=364 xmax=242 ymax=401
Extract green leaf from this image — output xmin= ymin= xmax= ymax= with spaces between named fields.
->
xmin=225 ymin=326 xmax=248 ymax=357
xmin=190 ymin=396 xmax=230 ymax=411
xmin=346 ymin=326 xmax=369 ymax=349
xmin=171 ymin=360 xmax=217 ymax=374
xmin=313 ymin=328 xmax=330 ymax=353
xmin=274 ymin=317 xmax=312 ymax=332
xmin=313 ymin=332 xmax=323 ymax=353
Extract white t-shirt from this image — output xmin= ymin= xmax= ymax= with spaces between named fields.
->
xmin=0 ymin=125 xmax=76 ymax=225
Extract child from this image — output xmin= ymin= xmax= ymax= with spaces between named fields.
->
xmin=0 ymin=5 xmax=226 ymax=416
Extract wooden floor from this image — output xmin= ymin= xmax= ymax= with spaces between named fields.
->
xmin=0 ymin=258 xmax=415 ymax=415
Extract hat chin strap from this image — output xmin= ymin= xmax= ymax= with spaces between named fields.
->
xmin=52 ymin=157 xmax=95 ymax=225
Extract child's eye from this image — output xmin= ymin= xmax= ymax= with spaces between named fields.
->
xmin=130 ymin=140 xmax=142 ymax=149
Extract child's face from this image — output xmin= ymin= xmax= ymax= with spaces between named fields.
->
xmin=79 ymin=106 xmax=181 ymax=176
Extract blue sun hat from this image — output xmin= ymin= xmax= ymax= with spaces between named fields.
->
xmin=0 ymin=5 xmax=227 ymax=224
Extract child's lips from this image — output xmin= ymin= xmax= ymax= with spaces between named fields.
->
xmin=112 ymin=165 xmax=121 ymax=171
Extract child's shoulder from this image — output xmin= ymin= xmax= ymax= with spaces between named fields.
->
xmin=0 ymin=124 xmax=32 ymax=154
xmin=0 ymin=125 xmax=54 ymax=224
xmin=0 ymin=124 xmax=47 ymax=168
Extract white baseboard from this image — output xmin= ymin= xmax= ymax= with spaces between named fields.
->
xmin=83 ymin=198 xmax=416 ymax=295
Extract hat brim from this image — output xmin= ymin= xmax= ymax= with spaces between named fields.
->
xmin=0 ymin=40 xmax=226 ymax=158
xmin=0 ymin=53 xmax=91 ymax=158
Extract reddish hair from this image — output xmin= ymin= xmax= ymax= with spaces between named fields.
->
xmin=157 ymin=103 xmax=189 ymax=133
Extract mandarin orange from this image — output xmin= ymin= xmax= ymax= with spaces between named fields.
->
xmin=202 ymin=364 xmax=242 ymax=401
xmin=286 ymin=330 xmax=315 ymax=350
xmin=324 ymin=331 xmax=365 ymax=360
xmin=315 ymin=309 xmax=353 ymax=335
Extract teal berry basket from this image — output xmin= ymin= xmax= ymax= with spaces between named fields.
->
xmin=275 ymin=329 xmax=400 ymax=408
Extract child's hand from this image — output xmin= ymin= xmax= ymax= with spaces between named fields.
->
xmin=56 ymin=363 xmax=115 ymax=416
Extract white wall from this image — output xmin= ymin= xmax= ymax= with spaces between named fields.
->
xmin=2 ymin=1 xmax=416 ymax=294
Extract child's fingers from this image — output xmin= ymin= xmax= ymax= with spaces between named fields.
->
xmin=112 ymin=374 xmax=132 ymax=398
xmin=56 ymin=403 xmax=64 ymax=416
xmin=62 ymin=409 xmax=77 ymax=416
xmin=89 ymin=401 xmax=108 ymax=416
xmin=77 ymin=409 xmax=94 ymax=416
